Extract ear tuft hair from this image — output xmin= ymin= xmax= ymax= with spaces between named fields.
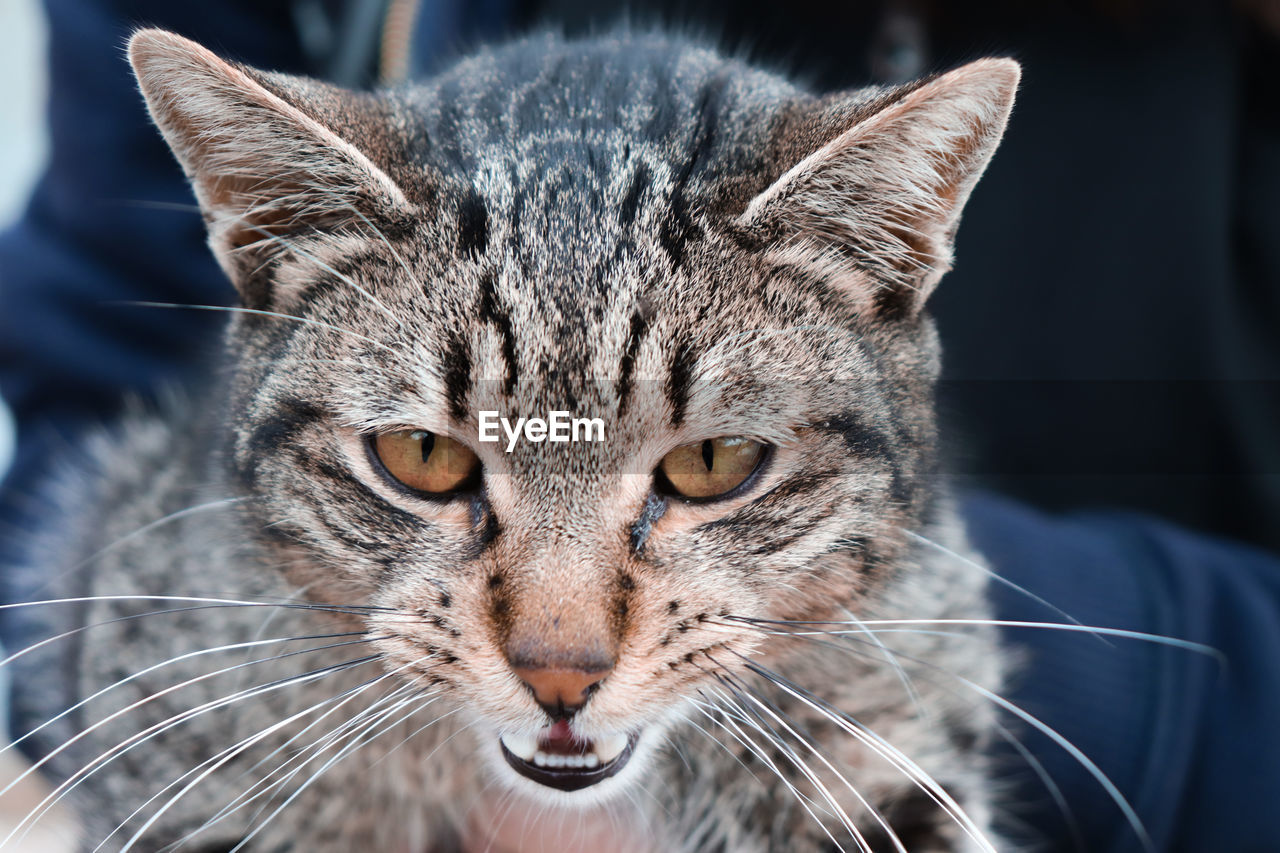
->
xmin=739 ymin=58 xmax=1020 ymax=318
xmin=127 ymin=28 xmax=412 ymax=302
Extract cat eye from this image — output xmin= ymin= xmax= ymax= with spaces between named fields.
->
xmin=371 ymin=430 xmax=481 ymax=496
xmin=657 ymin=437 xmax=768 ymax=500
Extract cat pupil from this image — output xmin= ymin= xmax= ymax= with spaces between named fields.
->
xmin=413 ymin=430 xmax=435 ymax=463
xmin=701 ymin=440 xmax=715 ymax=472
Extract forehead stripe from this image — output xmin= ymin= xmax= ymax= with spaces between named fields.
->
xmin=237 ymin=398 xmax=324 ymax=488
xmin=618 ymin=163 xmax=650 ymax=229
xmin=478 ymin=271 xmax=518 ymax=395
xmin=442 ymin=331 xmax=473 ymax=422
xmin=458 ymin=189 xmax=489 ymax=259
xmin=666 ymin=339 xmax=695 ymax=427
xmin=658 ymin=78 xmax=724 ymax=270
xmin=615 ymin=305 xmax=651 ymax=416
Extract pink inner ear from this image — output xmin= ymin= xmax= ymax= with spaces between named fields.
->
xmin=128 ymin=28 xmax=415 ymax=298
xmin=130 ymin=29 xmax=408 ymax=215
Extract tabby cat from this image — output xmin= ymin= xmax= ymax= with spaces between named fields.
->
xmin=8 ymin=26 xmax=1019 ymax=852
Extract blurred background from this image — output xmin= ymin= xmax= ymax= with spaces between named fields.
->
xmin=0 ymin=5 xmax=64 ymax=843
xmin=0 ymin=0 xmax=46 ymax=480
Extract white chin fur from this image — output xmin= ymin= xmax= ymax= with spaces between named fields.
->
xmin=594 ymin=733 xmax=628 ymax=764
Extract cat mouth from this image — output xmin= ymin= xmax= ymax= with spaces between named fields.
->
xmin=499 ymin=721 xmax=637 ymax=792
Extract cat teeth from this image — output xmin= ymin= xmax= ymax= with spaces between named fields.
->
xmin=528 ymin=751 xmax=602 ymax=769
xmin=502 ymin=732 xmax=628 ymax=769
xmin=499 ymin=733 xmax=538 ymax=762
xmin=594 ymin=733 xmax=628 ymax=764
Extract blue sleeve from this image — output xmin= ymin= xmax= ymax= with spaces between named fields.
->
xmin=0 ymin=0 xmax=307 ymax=537
xmin=962 ymin=491 xmax=1280 ymax=852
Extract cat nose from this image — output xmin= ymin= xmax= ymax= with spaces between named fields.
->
xmin=511 ymin=662 xmax=613 ymax=719
xmin=501 ymin=597 xmax=620 ymax=718
xmin=512 ymin=665 xmax=612 ymax=718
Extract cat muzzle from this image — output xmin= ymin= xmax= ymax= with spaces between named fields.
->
xmin=499 ymin=721 xmax=637 ymax=791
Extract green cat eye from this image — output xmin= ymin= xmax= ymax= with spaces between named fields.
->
xmin=657 ymin=437 xmax=767 ymax=500
xmin=372 ymin=430 xmax=481 ymax=496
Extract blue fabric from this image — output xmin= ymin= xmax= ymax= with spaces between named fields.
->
xmin=966 ymin=492 xmax=1280 ymax=852
xmin=0 ymin=0 xmax=307 ymax=541
xmin=410 ymin=0 xmax=515 ymax=76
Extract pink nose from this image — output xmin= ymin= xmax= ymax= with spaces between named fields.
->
xmin=512 ymin=664 xmax=612 ymax=717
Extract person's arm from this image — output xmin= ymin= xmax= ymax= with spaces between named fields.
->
xmin=964 ymin=492 xmax=1280 ymax=851
xmin=0 ymin=0 xmax=309 ymax=547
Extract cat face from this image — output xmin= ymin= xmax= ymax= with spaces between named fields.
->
xmin=129 ymin=29 xmax=1016 ymax=803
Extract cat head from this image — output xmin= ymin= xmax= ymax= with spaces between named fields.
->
xmin=128 ymin=28 xmax=1017 ymax=803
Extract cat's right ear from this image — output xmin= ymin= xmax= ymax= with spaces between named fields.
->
xmin=127 ymin=29 xmax=417 ymax=306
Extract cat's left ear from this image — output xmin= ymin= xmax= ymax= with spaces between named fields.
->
xmin=127 ymin=29 xmax=417 ymax=304
xmin=738 ymin=59 xmax=1020 ymax=318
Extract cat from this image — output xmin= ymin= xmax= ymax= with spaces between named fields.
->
xmin=6 ymin=25 xmax=1019 ymax=853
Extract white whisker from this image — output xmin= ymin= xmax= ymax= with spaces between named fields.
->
xmin=121 ymin=664 xmax=427 ymax=851
xmin=725 ymin=657 xmax=995 ymax=853
xmin=688 ymin=698 xmax=833 ymax=830
xmin=36 ymin=498 xmax=251 ymax=593
xmin=904 ymin=529 xmax=1105 ymax=642
xmin=227 ymin=681 xmax=439 ymax=851
xmin=246 ymin=227 xmax=408 ymax=336
xmin=950 ymin=671 xmax=1154 ymax=853
xmin=5 ymin=631 xmax=372 ymax=763
xmin=3 ymin=654 xmax=381 ymax=848
xmin=707 ymin=662 xmax=899 ymax=853
xmin=107 ymin=302 xmax=397 ymax=354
